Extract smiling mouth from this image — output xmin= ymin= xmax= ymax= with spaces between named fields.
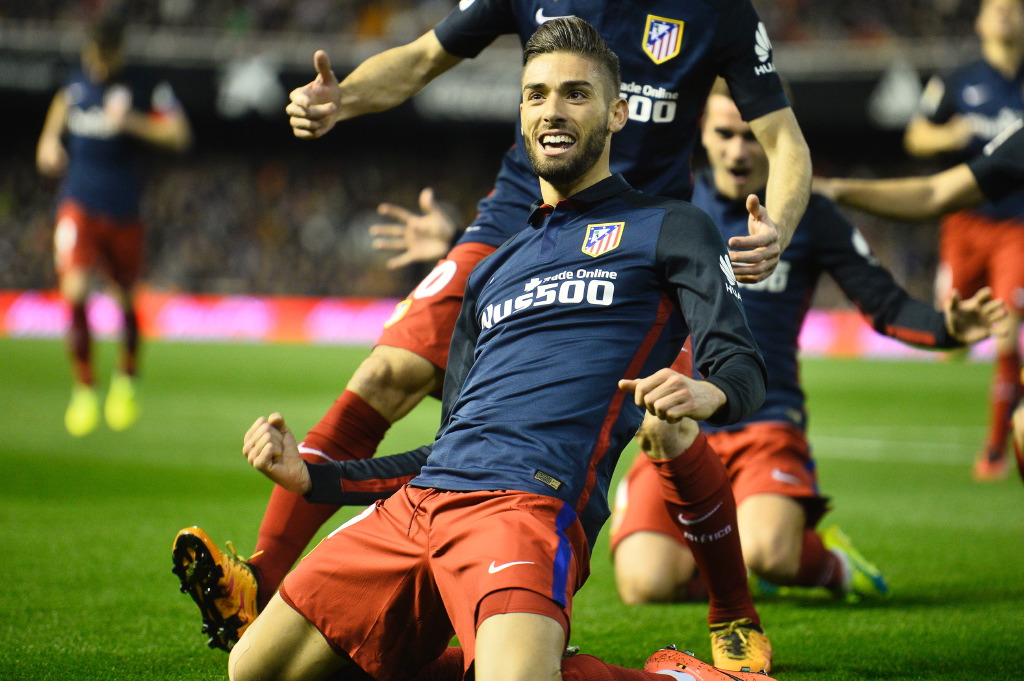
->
xmin=540 ymin=132 xmax=577 ymax=155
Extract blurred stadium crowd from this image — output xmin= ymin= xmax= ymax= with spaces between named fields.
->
xmin=0 ymin=1 xmax=980 ymax=304
xmin=2 ymin=0 xmax=984 ymax=42
xmin=0 ymin=146 xmax=499 ymax=299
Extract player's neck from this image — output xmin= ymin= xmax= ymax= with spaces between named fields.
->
xmin=539 ymin=165 xmax=611 ymax=206
xmin=982 ymin=39 xmax=1024 ymax=78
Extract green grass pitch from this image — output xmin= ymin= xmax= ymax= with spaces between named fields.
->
xmin=1 ymin=337 xmax=1021 ymax=680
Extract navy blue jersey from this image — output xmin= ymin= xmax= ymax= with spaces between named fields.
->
xmin=308 ymin=175 xmax=765 ymax=548
xmin=918 ymin=58 xmax=1024 ymax=220
xmin=304 ymin=175 xmax=969 ymax=511
xmin=969 ymin=119 xmax=1024 ymax=202
xmin=690 ymin=171 xmax=960 ymax=434
xmin=435 ymin=0 xmax=789 ymax=247
xmin=59 ymin=67 xmax=179 ymax=219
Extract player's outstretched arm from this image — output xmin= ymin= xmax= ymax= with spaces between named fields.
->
xmin=115 ymin=103 xmax=192 ymax=153
xmin=618 ymin=368 xmax=727 ymax=424
xmin=813 ymin=164 xmax=984 ymax=222
xmin=944 ymin=287 xmax=1007 ymax=344
xmin=370 ymin=187 xmax=458 ymax=269
xmin=735 ymin=106 xmax=810 ymax=269
xmin=904 ymin=113 xmax=973 ymax=157
xmin=288 ymin=31 xmax=463 ymax=139
xmin=243 ymin=413 xmax=311 ymax=495
xmin=36 ymin=90 xmax=70 ymax=178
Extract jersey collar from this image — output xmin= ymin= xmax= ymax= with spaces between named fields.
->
xmin=528 ymin=174 xmax=632 ymax=227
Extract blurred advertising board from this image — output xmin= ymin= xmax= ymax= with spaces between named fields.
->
xmin=0 ymin=289 xmax=998 ymax=359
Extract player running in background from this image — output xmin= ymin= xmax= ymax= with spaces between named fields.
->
xmin=173 ymin=0 xmax=810 ymax=665
xmin=608 ymin=81 xmax=1006 ymax=608
xmin=816 ymin=119 xmax=1024 ymax=219
xmin=901 ymin=0 xmax=1024 ymax=480
xmin=816 ymin=118 xmax=1024 ymax=480
xmin=229 ymin=19 xmax=773 ymax=681
xmin=36 ymin=14 xmax=192 ymax=436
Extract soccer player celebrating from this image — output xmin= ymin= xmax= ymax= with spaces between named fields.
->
xmin=901 ymin=0 xmax=1024 ymax=480
xmin=816 ymin=118 xmax=1024 ymax=481
xmin=228 ymin=18 xmax=771 ymax=681
xmin=816 ymin=119 xmax=1024 ymax=220
xmin=609 ymin=81 xmax=1006 ymax=607
xmin=36 ymin=15 xmax=191 ymax=436
xmin=175 ymin=0 xmax=810 ymax=666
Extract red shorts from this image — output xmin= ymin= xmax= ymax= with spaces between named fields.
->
xmin=936 ymin=210 xmax=1024 ymax=313
xmin=279 ymin=486 xmax=589 ymax=681
xmin=377 ymin=242 xmax=499 ymax=370
xmin=610 ymin=423 xmax=827 ymax=552
xmin=53 ymin=199 xmax=144 ymax=288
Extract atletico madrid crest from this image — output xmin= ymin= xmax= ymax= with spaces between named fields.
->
xmin=582 ymin=222 xmax=624 ymax=257
xmin=643 ymin=15 xmax=684 ymax=64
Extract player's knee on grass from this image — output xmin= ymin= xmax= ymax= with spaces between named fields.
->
xmin=614 ymin=531 xmax=694 ymax=604
xmin=347 ymin=345 xmax=443 ymax=421
xmin=741 ymin=535 xmax=801 ymax=584
xmin=737 ymin=496 xmax=805 ymax=583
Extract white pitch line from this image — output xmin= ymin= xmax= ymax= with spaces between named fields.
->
xmin=809 ymin=432 xmax=978 ymax=466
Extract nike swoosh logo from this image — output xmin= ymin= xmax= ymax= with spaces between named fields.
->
xmin=459 ymin=0 xmax=476 ymax=10
xmin=297 ymin=443 xmax=332 ymax=462
xmin=464 ymin=225 xmax=482 ymax=232
xmin=771 ymin=468 xmax=803 ymax=486
xmin=675 ymin=501 xmax=723 ymax=526
xmin=536 ymin=8 xmax=575 ymax=23
xmin=488 ymin=560 xmax=535 ymax=573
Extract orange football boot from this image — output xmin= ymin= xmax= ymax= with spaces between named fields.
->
xmin=172 ymin=526 xmax=260 ymax=651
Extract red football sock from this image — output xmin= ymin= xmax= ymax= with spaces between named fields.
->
xmin=651 ymin=433 xmax=758 ymax=627
xmin=69 ymin=302 xmax=93 ymax=385
xmin=987 ymin=350 xmax=1021 ymax=457
xmin=249 ymin=391 xmax=390 ymax=608
xmin=794 ymin=528 xmax=842 ymax=589
xmin=121 ymin=306 xmax=139 ymax=377
xmin=301 ymin=390 xmax=392 ymax=463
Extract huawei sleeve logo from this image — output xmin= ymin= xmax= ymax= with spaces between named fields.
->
xmin=753 ymin=23 xmax=777 ymax=76
xmin=719 ymin=255 xmax=742 ymax=300
xmin=754 ymin=22 xmax=772 ymax=62
xmin=719 ymin=254 xmax=738 ymax=286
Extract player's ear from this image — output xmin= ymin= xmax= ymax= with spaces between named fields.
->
xmin=608 ymin=97 xmax=628 ymax=133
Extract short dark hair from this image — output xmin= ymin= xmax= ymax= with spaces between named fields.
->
xmin=523 ymin=18 xmax=621 ymax=95
xmin=89 ymin=15 xmax=125 ymax=54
